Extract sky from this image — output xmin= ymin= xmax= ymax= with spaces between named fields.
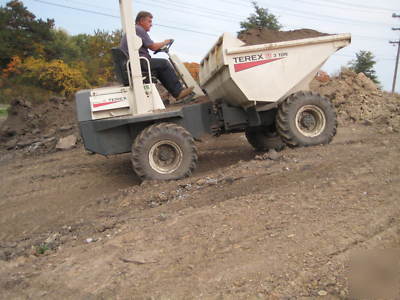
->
xmin=1 ymin=0 xmax=400 ymax=92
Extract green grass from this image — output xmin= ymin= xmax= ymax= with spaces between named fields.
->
xmin=35 ymin=243 xmax=50 ymax=255
xmin=0 ymin=83 xmax=58 ymax=105
xmin=0 ymin=105 xmax=9 ymax=118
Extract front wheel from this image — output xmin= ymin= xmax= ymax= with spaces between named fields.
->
xmin=276 ymin=91 xmax=337 ymax=147
xmin=131 ymin=123 xmax=198 ymax=180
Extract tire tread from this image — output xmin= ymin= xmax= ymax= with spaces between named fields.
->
xmin=131 ymin=122 xmax=197 ymax=180
xmin=276 ymin=91 xmax=337 ymax=147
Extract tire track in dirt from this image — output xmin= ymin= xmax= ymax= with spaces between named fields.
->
xmin=0 ymin=125 xmax=399 ymax=298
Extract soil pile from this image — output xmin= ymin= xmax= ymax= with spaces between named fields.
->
xmin=311 ymin=69 xmax=400 ymax=132
xmin=0 ymin=97 xmax=78 ymax=153
xmin=238 ymin=28 xmax=328 ymax=45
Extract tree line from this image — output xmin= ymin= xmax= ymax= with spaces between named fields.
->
xmin=0 ymin=0 xmax=122 ymax=101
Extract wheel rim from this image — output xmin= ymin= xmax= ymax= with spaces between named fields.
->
xmin=149 ymin=140 xmax=183 ymax=174
xmin=295 ymin=105 xmax=326 ymax=137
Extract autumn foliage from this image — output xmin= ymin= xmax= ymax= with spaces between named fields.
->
xmin=0 ymin=1 xmax=120 ymax=101
xmin=19 ymin=57 xmax=90 ymax=95
xmin=1 ymin=56 xmax=22 ymax=79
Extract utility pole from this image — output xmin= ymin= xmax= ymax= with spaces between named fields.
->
xmin=390 ymin=13 xmax=400 ymax=94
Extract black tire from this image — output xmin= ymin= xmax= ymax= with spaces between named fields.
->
xmin=276 ymin=91 xmax=337 ymax=147
xmin=131 ymin=123 xmax=198 ymax=180
xmin=245 ymin=126 xmax=286 ymax=151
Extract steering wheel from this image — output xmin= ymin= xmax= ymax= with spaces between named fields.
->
xmin=154 ymin=39 xmax=174 ymax=55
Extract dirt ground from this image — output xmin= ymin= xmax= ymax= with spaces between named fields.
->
xmin=0 ymin=121 xmax=399 ymax=299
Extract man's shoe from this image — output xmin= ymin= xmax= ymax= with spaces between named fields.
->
xmin=176 ymin=86 xmax=194 ymax=100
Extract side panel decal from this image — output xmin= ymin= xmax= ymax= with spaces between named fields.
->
xmin=234 ymin=57 xmax=284 ymax=72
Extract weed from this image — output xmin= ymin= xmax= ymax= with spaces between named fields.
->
xmin=0 ymin=81 xmax=57 ymax=105
xmin=35 ymin=244 xmax=49 ymax=255
xmin=0 ymin=105 xmax=8 ymax=117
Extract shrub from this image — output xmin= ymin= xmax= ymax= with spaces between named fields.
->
xmin=19 ymin=57 xmax=90 ymax=95
xmin=0 ymin=82 xmax=56 ymax=104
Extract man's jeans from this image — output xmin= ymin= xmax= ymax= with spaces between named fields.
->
xmin=141 ymin=58 xmax=182 ymax=98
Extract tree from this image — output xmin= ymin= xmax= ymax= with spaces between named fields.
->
xmin=239 ymin=1 xmax=282 ymax=34
xmin=45 ymin=29 xmax=82 ymax=63
xmin=0 ymin=0 xmax=55 ymax=68
xmin=72 ymin=30 xmax=122 ymax=86
xmin=348 ymin=50 xmax=379 ymax=84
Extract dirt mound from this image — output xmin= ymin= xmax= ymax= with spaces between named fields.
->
xmin=311 ymin=69 xmax=400 ymax=132
xmin=0 ymin=97 xmax=78 ymax=153
xmin=238 ymin=28 xmax=329 ymax=45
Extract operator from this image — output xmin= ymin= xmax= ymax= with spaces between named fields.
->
xmin=120 ymin=11 xmax=193 ymax=100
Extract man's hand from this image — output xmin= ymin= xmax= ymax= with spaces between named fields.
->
xmin=163 ymin=39 xmax=173 ymax=46
xmin=150 ymin=39 xmax=173 ymax=52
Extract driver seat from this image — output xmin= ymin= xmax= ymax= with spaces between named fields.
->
xmin=111 ymin=47 xmax=130 ymax=86
xmin=111 ymin=47 xmax=155 ymax=86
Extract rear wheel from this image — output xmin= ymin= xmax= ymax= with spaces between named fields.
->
xmin=276 ymin=91 xmax=337 ymax=147
xmin=131 ymin=123 xmax=198 ymax=180
xmin=245 ymin=126 xmax=285 ymax=151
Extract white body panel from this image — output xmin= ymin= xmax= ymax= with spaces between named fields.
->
xmin=90 ymin=86 xmax=130 ymax=119
xmin=89 ymin=84 xmax=164 ymax=120
xmin=199 ymin=33 xmax=351 ymax=108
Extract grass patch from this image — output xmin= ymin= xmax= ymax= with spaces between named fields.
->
xmin=0 ymin=82 xmax=58 ymax=105
xmin=0 ymin=105 xmax=9 ymax=118
xmin=35 ymin=243 xmax=50 ymax=255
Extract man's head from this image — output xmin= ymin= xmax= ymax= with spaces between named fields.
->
xmin=136 ymin=11 xmax=153 ymax=32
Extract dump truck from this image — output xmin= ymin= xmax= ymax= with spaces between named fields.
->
xmin=75 ymin=0 xmax=351 ymax=180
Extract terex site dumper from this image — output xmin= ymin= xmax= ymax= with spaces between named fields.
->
xmin=75 ymin=0 xmax=351 ymax=180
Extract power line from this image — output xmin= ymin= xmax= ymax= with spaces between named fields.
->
xmin=154 ymin=0 xmax=245 ymax=19
xmin=150 ymin=0 xmax=400 ymax=41
xmin=54 ymin=0 xmax=216 ymax=29
xmin=63 ymin=0 xmax=113 ymax=11
xmin=136 ymin=0 xmax=239 ymax=23
xmin=254 ymin=0 xmax=396 ymax=27
xmin=287 ymin=0 xmax=394 ymax=14
xmin=27 ymin=0 xmax=396 ymax=43
xmin=275 ymin=9 xmax=392 ymax=28
xmin=154 ymin=24 xmax=218 ymax=37
xmin=353 ymin=35 xmax=396 ymax=42
xmin=28 ymin=0 xmax=218 ymax=36
xmin=30 ymin=0 xmax=120 ymax=19
xmin=217 ymin=0 xmax=398 ymax=27
xmin=302 ymin=0 xmax=397 ymax=13
xmin=56 ymin=0 xmax=246 ymax=22
xmin=37 ymin=0 xmax=398 ymax=29
xmin=337 ymin=54 xmax=395 ymax=61
xmin=217 ymin=0 xmax=249 ymax=7
xmin=224 ymin=0 xmax=397 ymax=13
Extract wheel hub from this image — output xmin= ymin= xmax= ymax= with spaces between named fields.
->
xmin=158 ymin=145 xmax=174 ymax=161
xmin=149 ymin=140 xmax=183 ymax=174
xmin=295 ymin=105 xmax=326 ymax=137
xmin=300 ymin=112 xmax=317 ymax=130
